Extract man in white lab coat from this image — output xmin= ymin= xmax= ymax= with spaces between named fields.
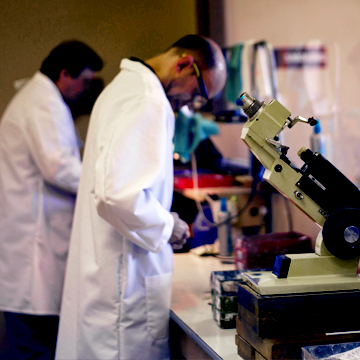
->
xmin=55 ymin=35 xmax=227 ymax=360
xmin=0 ymin=40 xmax=103 ymax=360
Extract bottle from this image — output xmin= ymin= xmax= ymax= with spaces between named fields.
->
xmin=217 ymin=197 xmax=233 ymax=260
xmin=310 ymin=120 xmax=326 ymax=156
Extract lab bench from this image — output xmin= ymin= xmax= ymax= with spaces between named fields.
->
xmin=170 ymin=252 xmax=360 ymax=360
xmin=170 ymin=252 xmax=242 ymax=360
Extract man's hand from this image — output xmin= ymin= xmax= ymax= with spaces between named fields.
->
xmin=169 ymin=212 xmax=190 ymax=250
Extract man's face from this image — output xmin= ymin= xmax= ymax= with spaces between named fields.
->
xmin=167 ymin=78 xmax=200 ymax=112
xmin=166 ymin=63 xmax=226 ymax=113
xmin=60 ymin=68 xmax=97 ymax=103
xmin=166 ymin=62 xmax=210 ymax=112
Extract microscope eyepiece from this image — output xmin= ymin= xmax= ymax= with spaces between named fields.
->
xmin=237 ymin=92 xmax=262 ymax=118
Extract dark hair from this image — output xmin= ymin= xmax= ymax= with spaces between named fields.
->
xmin=170 ymin=35 xmax=216 ymax=69
xmin=40 ymin=40 xmax=103 ymax=82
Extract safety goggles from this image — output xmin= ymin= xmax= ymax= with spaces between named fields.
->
xmin=192 ymin=61 xmax=208 ymax=109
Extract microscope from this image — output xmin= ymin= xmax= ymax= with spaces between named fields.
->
xmin=237 ymin=93 xmax=360 ymax=296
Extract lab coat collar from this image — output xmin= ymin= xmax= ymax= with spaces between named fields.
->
xmin=120 ymin=58 xmax=170 ymax=105
xmin=129 ymin=57 xmax=157 ymax=75
xmin=120 ymin=58 xmax=163 ymax=87
xmin=35 ymin=71 xmax=67 ymax=103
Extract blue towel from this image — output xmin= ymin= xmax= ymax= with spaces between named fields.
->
xmin=173 ymin=110 xmax=219 ymax=163
xmin=224 ymin=43 xmax=243 ymax=105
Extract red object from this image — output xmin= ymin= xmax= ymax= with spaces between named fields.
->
xmin=174 ymin=173 xmax=234 ymax=190
xmin=234 ymin=231 xmax=312 ymax=270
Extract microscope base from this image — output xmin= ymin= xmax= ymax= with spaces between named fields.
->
xmin=241 ymin=252 xmax=360 ymax=295
xmin=242 ymin=270 xmax=360 ymax=295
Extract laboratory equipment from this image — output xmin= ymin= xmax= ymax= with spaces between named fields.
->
xmin=217 ymin=197 xmax=233 ymax=259
xmin=234 ymin=231 xmax=312 ymax=270
xmin=210 ymin=270 xmax=243 ymax=329
xmin=234 ymin=93 xmax=360 ymax=360
xmin=310 ymin=120 xmax=326 ymax=156
xmin=237 ymin=92 xmax=360 ymax=295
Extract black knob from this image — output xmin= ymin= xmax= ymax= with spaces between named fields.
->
xmin=308 ymin=117 xmax=318 ymax=126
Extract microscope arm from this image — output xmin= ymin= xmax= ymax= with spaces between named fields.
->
xmin=239 ymin=94 xmax=325 ymax=226
xmin=237 ymin=93 xmax=360 ymax=263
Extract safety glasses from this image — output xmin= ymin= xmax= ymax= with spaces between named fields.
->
xmin=192 ymin=61 xmax=208 ymax=109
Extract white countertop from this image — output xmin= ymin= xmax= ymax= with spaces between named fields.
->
xmin=171 ymin=252 xmax=242 ymax=360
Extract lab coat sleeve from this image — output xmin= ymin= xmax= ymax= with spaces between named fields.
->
xmin=23 ymin=98 xmax=81 ymax=194
xmin=94 ymin=98 xmax=174 ymax=253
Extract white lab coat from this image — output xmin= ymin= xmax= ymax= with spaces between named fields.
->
xmin=55 ymin=59 xmax=175 ymax=360
xmin=0 ymin=72 xmax=81 ymax=315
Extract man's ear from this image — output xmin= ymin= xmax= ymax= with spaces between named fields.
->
xmin=58 ymin=69 xmax=71 ymax=82
xmin=55 ymin=69 xmax=72 ymax=93
xmin=175 ymin=54 xmax=194 ymax=74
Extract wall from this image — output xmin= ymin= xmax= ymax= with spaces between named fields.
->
xmin=219 ymin=0 xmax=360 ymax=241
xmin=222 ymin=0 xmax=360 ymax=178
xmin=0 ymin=0 xmax=197 ymax=117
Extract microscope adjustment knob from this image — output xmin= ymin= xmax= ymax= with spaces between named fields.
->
xmin=322 ymin=207 xmax=360 ymax=260
xmin=294 ymin=191 xmax=304 ymax=200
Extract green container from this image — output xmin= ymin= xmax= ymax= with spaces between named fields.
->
xmin=212 ymin=304 xmax=237 ymax=329
xmin=211 ymin=289 xmax=238 ymax=313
